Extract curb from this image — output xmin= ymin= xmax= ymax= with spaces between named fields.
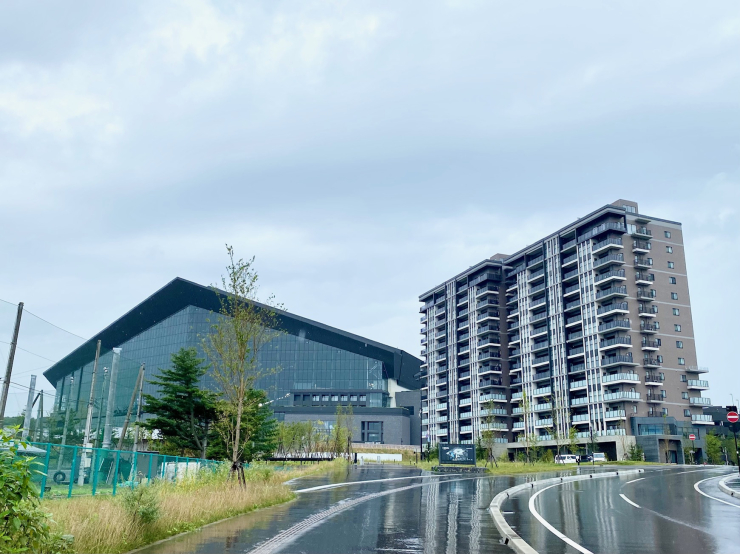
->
xmin=488 ymin=469 xmax=644 ymax=554
xmin=718 ymin=474 xmax=739 ymax=498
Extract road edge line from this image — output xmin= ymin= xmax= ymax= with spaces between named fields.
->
xmin=488 ymin=468 xmax=643 ymax=554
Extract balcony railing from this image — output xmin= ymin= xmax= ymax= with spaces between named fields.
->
xmin=601 ymin=354 xmax=635 ymax=367
xmin=561 ymin=238 xmax=577 ymax=250
xmin=535 ymin=419 xmax=553 ymax=427
xmin=568 ymin=346 xmax=585 ymax=356
xmin=532 ymin=340 xmax=549 ymax=351
xmin=598 ymin=319 xmax=631 ymax=332
xmin=478 ymin=324 xmax=500 ymax=334
xmin=533 ymin=386 xmax=551 ymax=396
xmin=477 ymin=285 xmax=499 ymax=296
xmin=530 ymin=297 xmax=546 ymax=309
xmin=692 ymin=414 xmax=713 ymax=423
xmin=602 ymin=373 xmax=640 ymax=383
xmin=604 ymin=410 xmax=627 ymax=419
xmin=632 ymin=227 xmax=652 ymax=237
xmin=533 ymin=370 xmax=552 ymax=380
xmin=477 ymin=311 xmax=500 ymax=321
xmin=603 ymin=391 xmax=640 ymax=401
xmin=528 ymin=254 xmax=544 ymax=267
xmin=529 ymin=268 xmax=545 ymax=281
xmin=566 ymin=314 xmax=583 ymax=325
xmin=634 ymin=256 xmax=652 ymax=268
xmin=600 ymin=336 xmax=631 ymax=348
xmin=688 ymin=380 xmax=709 ymax=389
xmin=567 ymin=331 xmax=584 ymax=341
xmin=480 ymin=393 xmax=507 ymax=402
xmin=596 ymin=285 xmax=627 ymax=299
xmin=564 ymin=299 xmax=581 ymax=311
xmin=477 ymin=299 xmax=498 ymax=309
xmin=578 ymin=222 xmax=626 ymax=242
xmin=690 ymin=397 xmax=711 ymax=406
xmin=569 ymin=363 xmax=586 ymax=373
xmin=633 ymin=239 xmax=652 ymax=251
xmin=470 ymin=273 xmax=499 ymax=287
xmin=533 ymin=356 xmax=550 ymax=367
xmin=562 ymin=268 xmax=579 ymax=280
xmin=480 ymin=408 xmax=508 ymax=416
xmin=641 ymin=339 xmax=659 ymax=349
xmin=594 ymin=269 xmax=626 ymax=283
xmin=570 ymin=379 xmax=587 ymax=390
xmin=531 ymin=312 xmax=548 ymax=323
xmin=529 ymin=283 xmax=546 ymax=295
xmin=640 ymin=322 xmax=658 ymax=333
xmin=478 ymin=351 xmax=501 ymax=361
xmin=635 ymin=271 xmax=655 ymax=282
xmin=594 ymin=253 xmax=625 ymax=269
xmin=598 ymin=302 xmax=629 ymax=315
xmin=563 ymin=283 xmax=580 ymax=295
xmin=533 ymin=403 xmax=552 ymax=412
xmin=592 ymin=237 xmax=623 ymax=251
xmin=687 ymin=366 xmax=709 ymax=373
xmin=562 ymin=253 xmax=578 ymax=265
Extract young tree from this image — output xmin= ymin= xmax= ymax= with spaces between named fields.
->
xmin=142 ymin=348 xmax=217 ymax=458
xmin=705 ymin=432 xmax=722 ymax=464
xmin=480 ymin=400 xmax=499 ymax=468
xmin=203 ymin=246 xmax=282 ymax=482
xmin=522 ymin=391 xmax=536 ymax=464
xmin=567 ymin=426 xmax=580 ymax=455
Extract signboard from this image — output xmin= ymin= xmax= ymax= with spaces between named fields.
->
xmin=728 ymin=411 xmax=739 ymax=424
xmin=688 ymin=434 xmax=696 ymax=441
xmin=439 ymin=444 xmax=476 ymax=465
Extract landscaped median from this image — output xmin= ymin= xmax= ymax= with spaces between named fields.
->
xmin=43 ymin=459 xmax=346 ymax=554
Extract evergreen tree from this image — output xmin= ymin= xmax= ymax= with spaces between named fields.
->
xmin=142 ymin=348 xmax=217 ymax=458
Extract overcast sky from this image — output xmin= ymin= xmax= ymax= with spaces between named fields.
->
xmin=1 ymin=1 xmax=739 ymax=416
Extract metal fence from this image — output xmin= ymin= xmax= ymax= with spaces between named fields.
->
xmin=21 ymin=442 xmax=222 ymax=499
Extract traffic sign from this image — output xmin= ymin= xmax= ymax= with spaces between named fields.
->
xmin=728 ymin=411 xmax=739 ymax=423
xmin=689 ymin=433 xmax=696 ymax=441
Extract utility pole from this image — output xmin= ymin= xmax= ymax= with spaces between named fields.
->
xmin=102 ymin=348 xmax=121 ymax=449
xmin=0 ymin=301 xmax=24 ymax=429
xmin=78 ymin=340 xmax=101 ymax=486
xmin=33 ymin=391 xmax=44 ymax=442
xmin=117 ymin=363 xmax=145 ymax=451
xmin=131 ymin=364 xmax=146 ymax=455
xmin=94 ymin=368 xmax=108 ymax=447
xmin=21 ymin=375 xmax=36 ymax=439
xmin=57 ymin=374 xmax=76 ymax=470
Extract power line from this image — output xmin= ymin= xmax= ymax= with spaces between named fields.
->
xmin=0 ymin=341 xmax=58 ymax=364
xmin=0 ymin=298 xmax=89 ymax=342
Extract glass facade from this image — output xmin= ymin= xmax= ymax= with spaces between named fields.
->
xmin=52 ymin=305 xmax=393 ymax=432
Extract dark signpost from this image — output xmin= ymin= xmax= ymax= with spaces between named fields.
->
xmin=728 ymin=411 xmax=740 ymax=475
xmin=689 ymin=433 xmax=696 ymax=464
xmin=439 ymin=444 xmax=476 ymax=465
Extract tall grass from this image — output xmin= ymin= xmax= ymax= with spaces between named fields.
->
xmin=44 ymin=460 xmax=345 ymax=554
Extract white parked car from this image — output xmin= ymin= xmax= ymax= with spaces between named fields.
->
xmin=555 ymin=454 xmax=578 ymax=464
xmin=592 ymin=453 xmax=606 ymax=462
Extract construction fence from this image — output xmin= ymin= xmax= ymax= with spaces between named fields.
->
xmin=21 ymin=442 xmax=222 ymax=499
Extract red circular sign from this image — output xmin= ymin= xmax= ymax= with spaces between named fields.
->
xmin=728 ymin=411 xmax=739 ymax=423
xmin=688 ymin=434 xmax=696 ymax=441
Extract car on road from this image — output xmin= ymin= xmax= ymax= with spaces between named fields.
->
xmin=592 ymin=452 xmax=606 ymax=462
xmin=555 ymin=454 xmax=578 ymax=464
xmin=577 ymin=454 xmax=592 ymax=463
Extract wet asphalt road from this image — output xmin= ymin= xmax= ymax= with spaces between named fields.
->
xmin=506 ymin=466 xmax=740 ymax=554
xmin=133 ymin=464 xmax=738 ymax=554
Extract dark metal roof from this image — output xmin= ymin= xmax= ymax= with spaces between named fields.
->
xmin=43 ymin=278 xmax=422 ymax=389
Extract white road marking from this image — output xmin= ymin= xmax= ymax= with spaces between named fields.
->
xmin=625 ymin=478 xmax=645 ymax=484
xmin=294 ymin=474 xmax=461 ymax=493
xmin=694 ymin=476 xmax=740 ymax=509
xmin=619 ymin=493 xmax=640 ymax=508
xmin=529 ymin=483 xmax=595 ymax=554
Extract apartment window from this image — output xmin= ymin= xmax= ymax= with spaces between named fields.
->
xmin=656 ymin=338 xmax=662 ymax=346
xmin=669 ymin=277 xmax=677 ymax=284
xmin=661 ymin=389 xmax=667 ymax=398
xmin=350 ymin=395 xmax=358 ymax=401
xmin=359 ymin=395 xmax=367 ymax=401
xmin=666 ymin=246 xmax=673 ymax=253
xmin=678 ymin=357 xmax=685 ymax=365
xmin=673 ymin=308 xmax=680 ymax=316
xmin=676 ymin=341 xmax=683 ymax=348
xmin=684 ymin=409 xmax=691 ymax=417
xmin=667 ymin=261 xmax=675 ymax=269
xmin=294 ymin=394 xmax=301 ymax=403
xmin=681 ymin=374 xmax=687 ymax=382
xmin=341 ymin=395 xmax=348 ymax=402
xmin=647 ymin=257 xmax=653 ymax=265
xmin=322 ymin=394 xmax=329 ymax=401
xmin=632 ymin=405 xmax=637 ymax=413
xmin=659 ymin=372 xmax=665 ymax=380
xmin=671 ymin=292 xmax=678 ymax=300
xmin=674 ymin=324 xmax=681 ymax=332
xmin=361 ymin=421 xmax=383 ymax=443
xmin=312 ymin=395 xmax=320 ymax=402
xmin=331 ymin=394 xmax=339 ymax=402
xmin=654 ymin=321 xmax=660 ymax=329
xmin=657 ymin=355 xmax=664 ymax=363
xmin=664 ymin=231 xmax=671 ymax=238
xmin=682 ymin=392 xmax=689 ymax=399
xmin=649 ymin=273 xmax=655 ymax=280
xmin=623 ymin=205 xmax=636 ymax=214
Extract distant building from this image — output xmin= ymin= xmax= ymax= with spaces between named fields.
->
xmin=419 ymin=200 xmax=710 ymax=462
xmin=44 ymin=278 xmax=422 ymax=447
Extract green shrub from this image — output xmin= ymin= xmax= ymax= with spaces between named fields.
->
xmin=540 ymin=450 xmax=554 ymax=463
xmin=120 ymin=485 xmax=160 ymax=527
xmin=627 ymin=443 xmax=644 ymax=461
xmin=0 ymin=426 xmax=73 ymax=553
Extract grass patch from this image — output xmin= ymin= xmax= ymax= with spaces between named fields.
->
xmin=44 ymin=459 xmax=346 ymax=554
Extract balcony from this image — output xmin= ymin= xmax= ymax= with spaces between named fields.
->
xmin=481 ymin=422 xmax=508 ymax=431
xmin=458 ymin=308 xmax=470 ymax=318
xmin=601 ymin=355 xmax=637 ymax=368
xmin=533 ymin=370 xmax=552 ymax=381
xmin=690 ymin=397 xmax=711 ymax=406
xmin=529 ymin=282 xmax=546 ymax=295
xmin=571 ymin=397 xmax=590 ymax=406
xmin=569 ymin=379 xmax=587 ymax=390
xmin=434 ymin=341 xmax=447 ymax=351
xmin=458 ymin=332 xmax=470 ymax=342
xmin=477 ymin=311 xmax=500 ymax=322
xmin=562 ymin=253 xmax=578 ymax=266
xmin=511 ymin=392 xmax=523 ymax=400
xmin=460 ymin=425 xmax=472 ymax=433
xmin=645 ymin=394 xmax=665 ymax=403
xmin=598 ymin=319 xmax=631 ymax=333
xmin=533 ymin=386 xmax=551 ymax=397
xmin=458 ymin=371 xmax=470 ymax=380
xmin=687 ymin=366 xmax=709 ymax=374
xmin=572 ymin=413 xmax=591 ymax=423
xmin=561 ymin=238 xmax=577 ymax=251
xmin=636 ymin=290 xmax=656 ymax=302
xmin=594 ymin=269 xmax=626 ymax=284
xmin=528 ymin=268 xmax=545 ymax=282
xmin=458 ymin=345 xmax=470 ymax=355
xmin=603 ymin=391 xmax=640 ymax=401
xmin=632 ymin=226 xmax=652 ymax=239
xmin=640 ymin=322 xmax=658 ymax=334
xmin=599 ymin=336 xmax=632 ymax=350
xmin=509 ymin=363 xmax=521 ymax=371
xmin=529 ymin=297 xmax=547 ymax=310
xmin=507 ymin=294 xmax=519 ymax=305
xmin=604 ymin=410 xmax=627 ymax=420
xmin=692 ymin=414 xmax=714 ymax=425
xmin=635 ymin=271 xmax=655 ymax=285
xmin=578 ymin=222 xmax=626 ymax=242
xmin=533 ymin=403 xmax=552 ymax=412
xmin=563 ymin=283 xmax=580 ymax=297
xmin=436 ymin=428 xmax=448 ymax=436
xmin=457 ymin=296 xmax=469 ymax=307
xmin=477 ymin=337 xmax=500 ymax=348
xmin=633 ymin=240 xmax=652 ymax=253
xmin=480 ymin=408 xmax=508 ymax=417
xmin=638 ymin=306 xmax=659 ymax=318
xmin=435 ymin=307 xmax=446 ymax=316
xmin=592 ymin=237 xmax=624 ymax=253
xmin=568 ymin=346 xmax=585 ymax=357
xmin=435 ymin=329 xmax=446 ymax=338
xmin=644 ymin=375 xmax=663 ymax=386
xmin=602 ymin=373 xmax=640 ymax=384
xmin=480 ymin=393 xmax=507 ymax=403
xmin=569 ymin=363 xmax=586 ymax=374
xmin=528 ymin=254 xmax=544 ymax=268
xmin=531 ymin=312 xmax=548 ymax=324
xmin=477 ymin=298 xmax=498 ymax=310
xmin=459 ymin=398 xmax=472 ymax=406
xmin=594 ymin=253 xmax=625 ymax=269
xmin=420 ymin=314 xmax=428 ymax=323
xmin=567 ymin=331 xmax=584 ymax=342
xmin=687 ymin=380 xmax=709 ymax=390
xmin=476 ymin=285 xmax=499 ymax=297
xmin=532 ymin=354 xmax=550 ymax=368
xmin=478 ymin=351 xmax=501 ymax=362
xmin=509 ymin=321 xmax=520 ymax=331
xmin=478 ymin=324 xmax=500 ymax=334
xmin=564 ymin=299 xmax=581 ymax=312
xmin=512 ymin=421 xmax=525 ymax=430
xmin=643 ymin=357 xmax=661 ymax=369
xmin=596 ymin=285 xmax=627 ymax=300
xmin=535 ymin=418 xmax=553 ymax=428
xmin=531 ymin=326 xmax=548 ymax=339
xmin=641 ymin=339 xmax=660 ymax=350
xmin=457 ymin=319 xmax=470 ymax=330
xmin=565 ymin=314 xmax=583 ymax=327
xmin=435 ymin=353 xmax=447 ymax=362
xmin=598 ymin=302 xmax=629 ymax=317
xmin=470 ymin=273 xmax=499 ymax=287
xmin=634 ymin=256 xmax=652 ymax=269
xmin=436 ymin=403 xmax=448 ymax=411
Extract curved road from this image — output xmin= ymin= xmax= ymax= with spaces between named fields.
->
xmin=505 ymin=466 xmax=739 ymax=554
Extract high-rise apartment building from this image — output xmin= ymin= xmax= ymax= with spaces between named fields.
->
xmin=419 ymin=200 xmax=710 ymax=462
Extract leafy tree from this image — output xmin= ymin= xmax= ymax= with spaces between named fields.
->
xmin=142 ymin=348 xmax=217 ymax=458
xmin=705 ymin=433 xmax=722 ymax=464
xmin=208 ymin=389 xmax=278 ymax=463
xmin=203 ymin=246 xmax=282 ymax=482
xmin=0 ymin=427 xmax=73 ymax=553
xmin=567 ymin=426 xmax=580 ymax=455
xmin=627 ymin=443 xmax=644 ymax=461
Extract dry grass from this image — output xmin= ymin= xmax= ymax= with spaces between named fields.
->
xmin=44 ymin=460 xmax=345 ymax=554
